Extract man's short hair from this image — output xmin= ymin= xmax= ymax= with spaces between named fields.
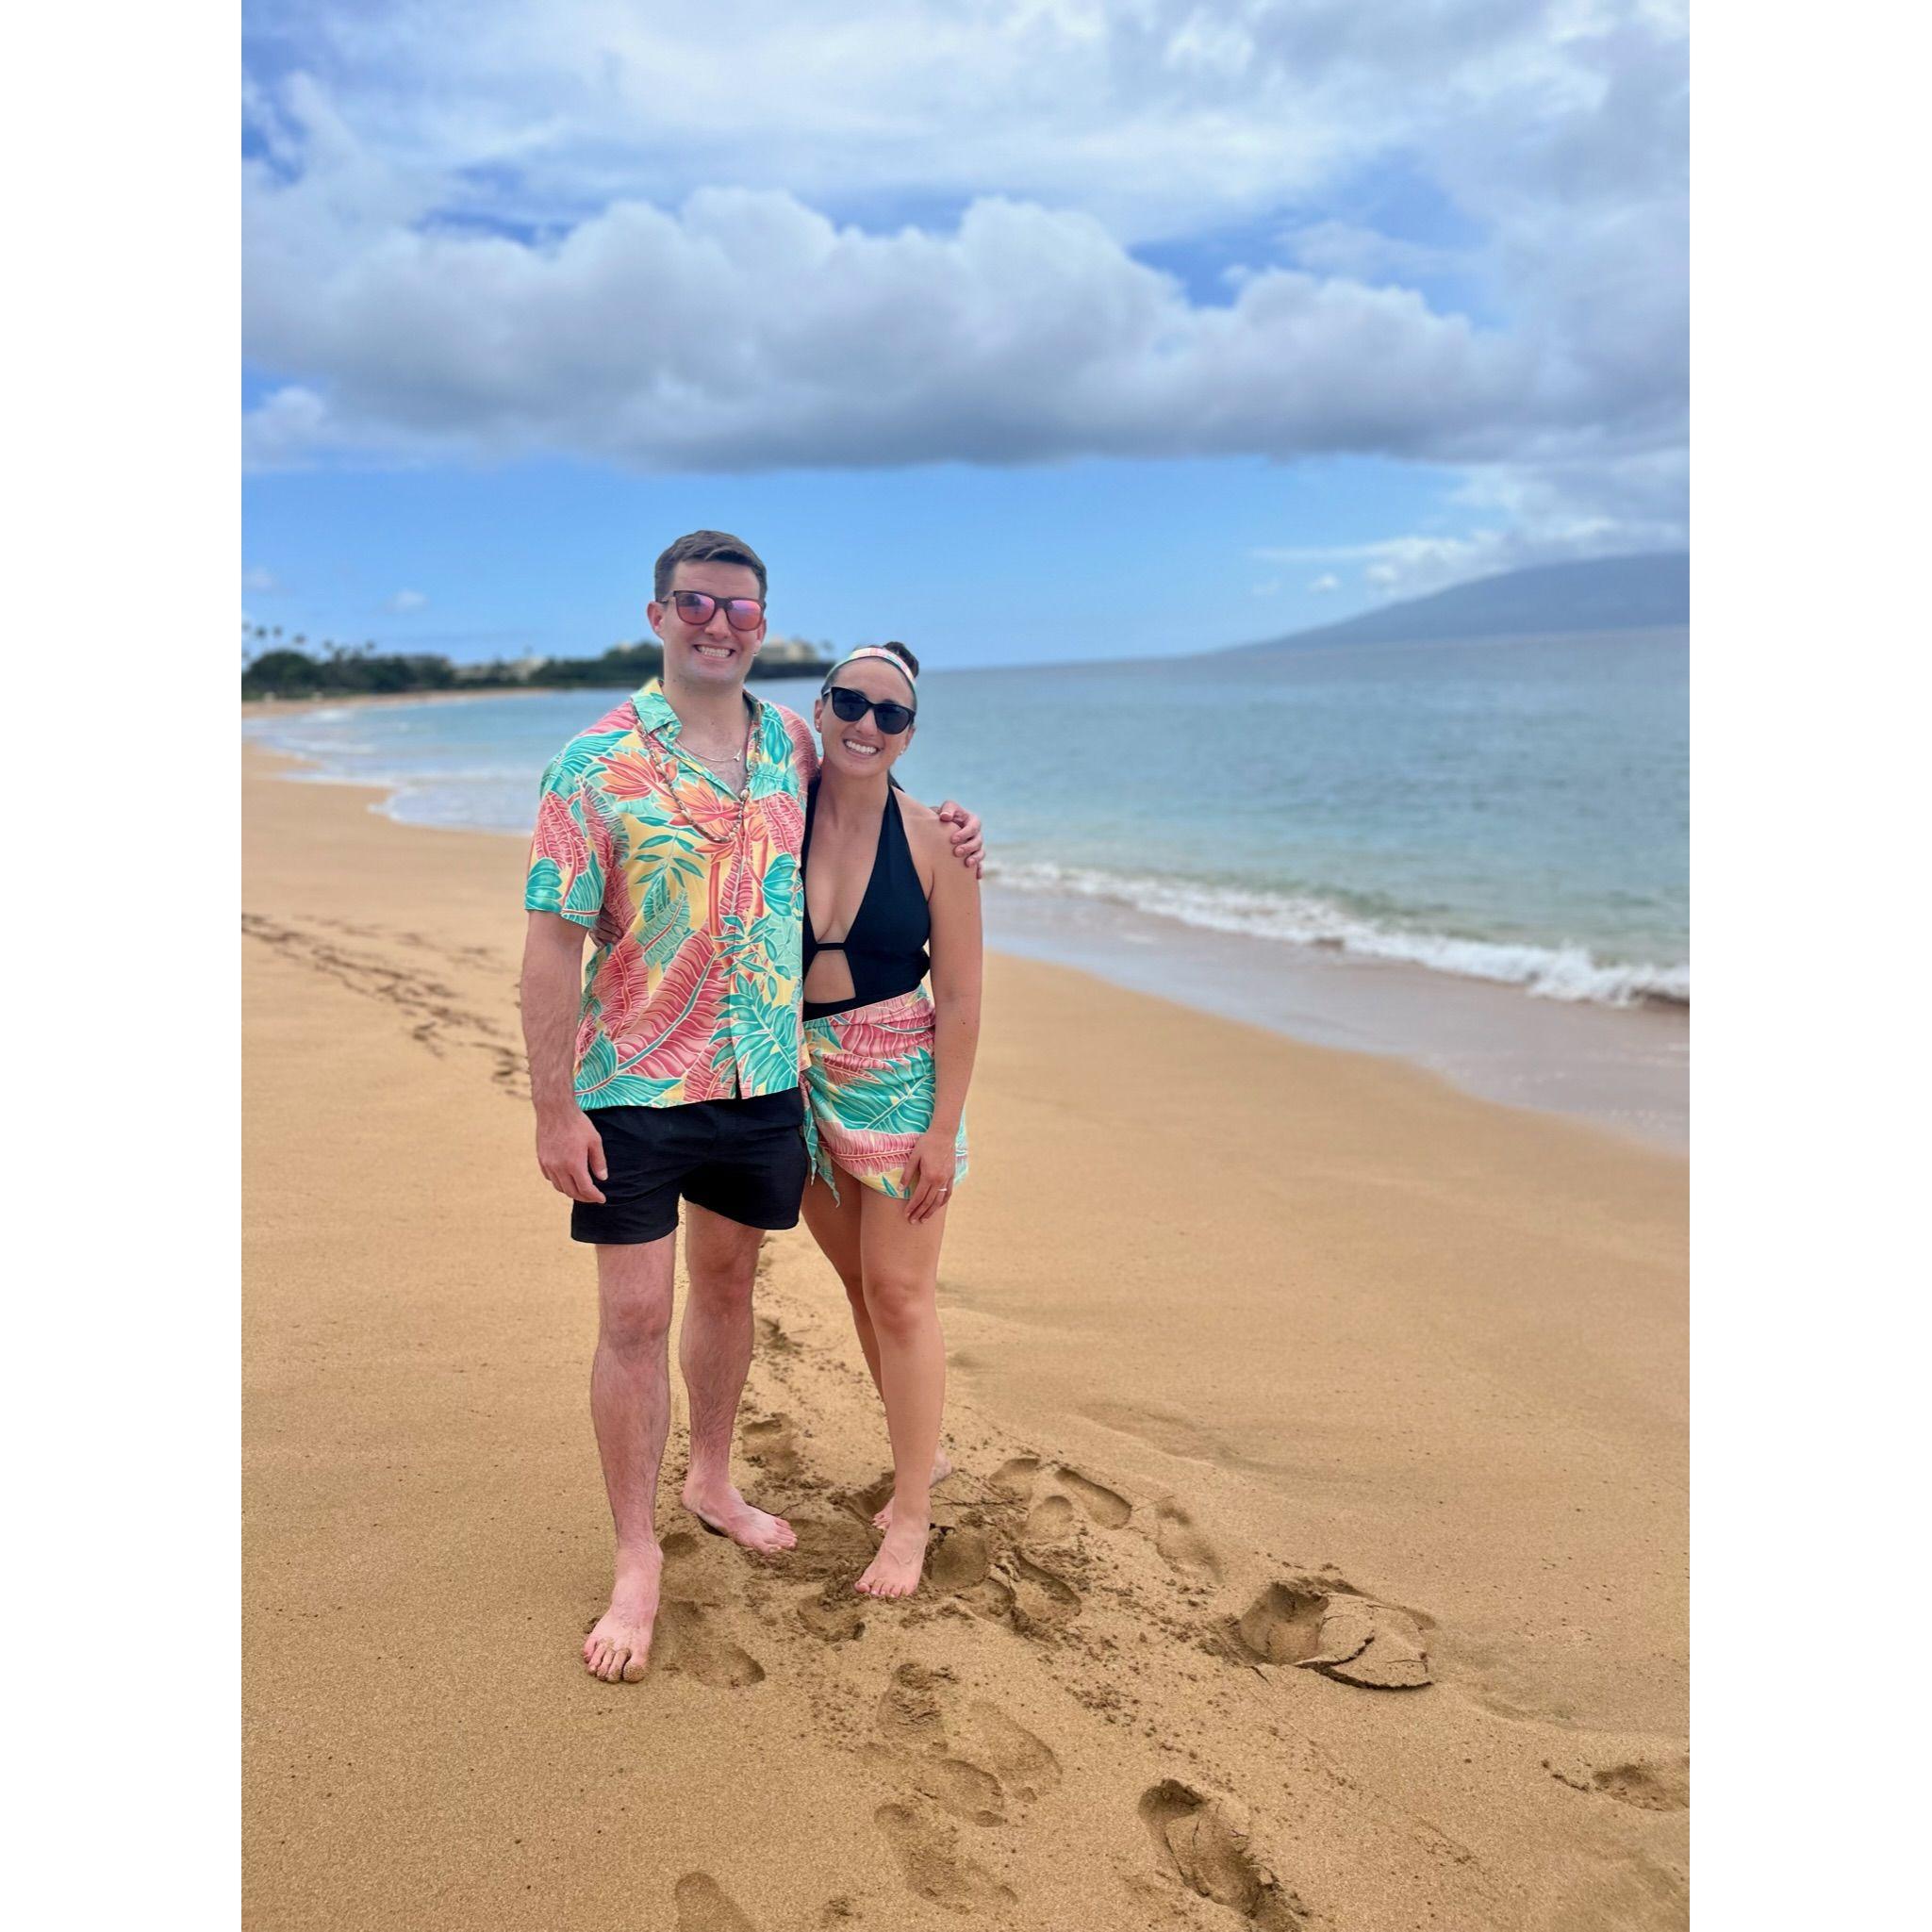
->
xmin=653 ymin=530 xmax=768 ymax=603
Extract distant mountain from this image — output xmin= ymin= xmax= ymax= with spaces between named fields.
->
xmin=1222 ymin=553 xmax=1689 ymax=655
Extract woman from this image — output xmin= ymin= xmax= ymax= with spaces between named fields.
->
xmin=798 ymin=642 xmax=983 ymax=1598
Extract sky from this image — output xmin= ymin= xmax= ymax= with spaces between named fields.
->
xmin=240 ymin=0 xmax=1688 ymax=669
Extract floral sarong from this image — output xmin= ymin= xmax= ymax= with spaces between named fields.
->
xmin=801 ymin=987 xmax=969 ymax=1201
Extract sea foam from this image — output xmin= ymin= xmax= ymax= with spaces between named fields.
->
xmin=984 ymin=861 xmax=1689 ymax=1008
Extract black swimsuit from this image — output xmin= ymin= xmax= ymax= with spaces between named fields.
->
xmin=801 ymin=780 xmax=932 ymax=1020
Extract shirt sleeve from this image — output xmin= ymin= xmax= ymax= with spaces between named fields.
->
xmin=524 ymin=754 xmax=607 ymax=929
xmin=778 ymin=705 xmax=819 ymax=784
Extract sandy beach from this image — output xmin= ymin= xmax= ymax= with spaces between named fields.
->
xmin=243 ymin=742 xmax=1688 ymax=1930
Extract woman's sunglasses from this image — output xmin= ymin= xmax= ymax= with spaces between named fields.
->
xmin=668 ymin=590 xmax=766 ymax=631
xmin=825 ymin=685 xmax=916 ymax=735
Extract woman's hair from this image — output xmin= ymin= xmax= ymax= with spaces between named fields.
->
xmin=820 ymin=640 xmax=921 ymax=696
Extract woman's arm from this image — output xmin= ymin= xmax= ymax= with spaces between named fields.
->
xmin=904 ymin=806 xmax=983 ymax=1222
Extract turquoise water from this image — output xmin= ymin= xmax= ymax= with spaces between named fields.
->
xmin=247 ymin=630 xmax=1688 ymax=1009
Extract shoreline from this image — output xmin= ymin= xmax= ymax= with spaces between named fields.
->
xmin=246 ymin=726 xmax=1689 ymax=1152
xmin=243 ymin=745 xmax=1688 ymax=1929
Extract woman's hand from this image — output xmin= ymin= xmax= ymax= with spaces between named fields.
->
xmin=901 ymin=1130 xmax=958 ymax=1223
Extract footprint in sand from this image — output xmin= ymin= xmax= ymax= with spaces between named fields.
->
xmin=782 ymin=1514 xmax=879 ymax=1586
xmin=1153 ymin=1498 xmax=1224 ymax=1580
xmin=795 ymin=1583 xmax=868 ymax=1644
xmin=874 ymin=1803 xmax=1016 ymax=1913
xmin=1022 ymin=1494 xmax=1079 ymax=1544
xmin=739 ymin=1412 xmax=801 ymax=1479
xmin=1053 ymin=1465 xmax=1132 ymax=1527
xmin=872 ymin=1663 xmax=1065 ymax=1828
xmin=673 ymin=1872 xmax=759 ymax=1931
xmin=1549 ymin=1754 xmax=1690 ymax=1811
xmin=652 ymin=1601 xmax=766 ymax=1689
xmin=1006 ymin=1554 xmax=1082 ymax=1632
xmin=1233 ymin=1577 xmax=1432 ymax=1690
xmin=987 ymin=1456 xmax=1041 ymax=1500
xmin=930 ymin=1526 xmax=994 ymax=1594
xmin=1138 ymin=1780 xmax=1312 ymax=1929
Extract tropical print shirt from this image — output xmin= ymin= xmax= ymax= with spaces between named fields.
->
xmin=524 ymin=680 xmax=819 ymax=1110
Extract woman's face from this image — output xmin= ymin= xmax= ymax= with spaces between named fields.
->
xmin=814 ymin=658 xmax=917 ymax=779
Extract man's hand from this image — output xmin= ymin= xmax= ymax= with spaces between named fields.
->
xmin=537 ymin=1105 xmax=608 ymax=1204
xmin=934 ymin=801 xmax=984 ymax=878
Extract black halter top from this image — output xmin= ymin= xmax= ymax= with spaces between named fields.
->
xmin=801 ymin=779 xmax=932 ymax=1019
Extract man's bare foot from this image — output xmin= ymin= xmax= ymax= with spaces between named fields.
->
xmin=856 ymin=1514 xmax=931 ymax=1598
xmin=682 ymin=1478 xmax=797 ymax=1554
xmin=873 ymin=1449 xmax=952 ymax=1530
xmin=583 ymin=1543 xmax=663 ymax=1684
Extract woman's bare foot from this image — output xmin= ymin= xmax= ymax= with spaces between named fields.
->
xmin=682 ymin=1478 xmax=797 ymax=1554
xmin=583 ymin=1542 xmax=664 ymax=1683
xmin=873 ymin=1449 xmax=952 ymax=1530
xmin=856 ymin=1513 xmax=931 ymax=1598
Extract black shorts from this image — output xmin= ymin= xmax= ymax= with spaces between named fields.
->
xmin=571 ymin=1088 xmax=810 ymax=1246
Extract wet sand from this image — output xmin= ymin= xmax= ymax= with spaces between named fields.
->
xmin=243 ymin=743 xmax=1688 ymax=1931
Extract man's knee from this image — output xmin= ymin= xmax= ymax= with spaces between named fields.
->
xmin=598 ymin=1272 xmax=674 ymax=1356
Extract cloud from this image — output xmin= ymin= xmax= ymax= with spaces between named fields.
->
xmin=385 ymin=588 xmax=429 ymax=613
xmin=241 ymin=4 xmax=1686 ymax=549
xmin=1310 ymin=573 xmax=1341 ymax=593
xmin=242 ymin=564 xmax=282 ymax=593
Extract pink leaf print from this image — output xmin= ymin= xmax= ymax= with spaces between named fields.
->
xmin=824 ymin=1126 xmax=908 ymax=1176
xmin=618 ymin=931 xmax=723 ymax=1081
xmin=589 ymin=942 xmax=652 ymax=1042
xmin=759 ymin=786 xmax=804 ymax=858
xmin=596 ymin=862 xmax=636 ymax=949
xmin=533 ymin=789 xmax=586 ymax=868
xmin=775 ymin=704 xmax=817 ymax=783
xmin=681 ymin=1053 xmax=731 ymax=1104
xmin=827 ymin=1006 xmax=930 ymax=1066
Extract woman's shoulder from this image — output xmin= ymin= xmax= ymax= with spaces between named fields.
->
xmin=892 ymin=787 xmax=947 ymax=851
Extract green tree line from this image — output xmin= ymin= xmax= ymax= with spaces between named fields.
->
xmin=240 ymin=624 xmax=833 ymax=699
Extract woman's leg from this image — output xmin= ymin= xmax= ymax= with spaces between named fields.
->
xmin=853 ymin=1190 xmax=949 ymax=1596
xmin=800 ymin=1168 xmax=952 ymax=1525
xmin=800 ymin=1168 xmax=879 ymax=1383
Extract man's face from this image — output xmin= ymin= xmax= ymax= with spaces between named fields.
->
xmin=648 ymin=560 xmax=767 ymax=687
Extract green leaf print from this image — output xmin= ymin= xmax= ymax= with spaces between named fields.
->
xmin=563 ymin=849 xmax=605 ymax=919
xmin=540 ymin=731 xmax=628 ymax=795
xmin=841 ymin=1052 xmax=936 ymax=1133
xmin=577 ymin=1032 xmax=618 ymax=1092
xmin=761 ymin=855 xmax=798 ymax=922
xmin=721 ymin=981 xmax=801 ymax=1094
xmin=588 ymin=1072 xmax=680 ymax=1108
xmin=525 ymin=855 xmax=564 ymax=913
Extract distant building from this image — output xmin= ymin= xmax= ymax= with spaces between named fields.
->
xmin=759 ymin=633 xmax=831 ymax=665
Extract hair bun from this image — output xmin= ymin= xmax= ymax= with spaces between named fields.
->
xmin=882 ymin=640 xmax=922 ymax=679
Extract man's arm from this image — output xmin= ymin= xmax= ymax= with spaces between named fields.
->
xmin=520 ymin=911 xmax=607 ymax=1203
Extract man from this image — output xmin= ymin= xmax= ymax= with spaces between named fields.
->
xmin=519 ymin=530 xmax=983 ymax=1684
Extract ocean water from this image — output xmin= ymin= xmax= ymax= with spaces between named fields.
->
xmin=246 ymin=631 xmax=1689 ymax=1013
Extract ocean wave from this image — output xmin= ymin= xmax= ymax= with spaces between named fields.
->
xmin=983 ymin=861 xmax=1689 ymax=1008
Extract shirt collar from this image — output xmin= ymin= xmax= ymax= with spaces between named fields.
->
xmin=632 ymin=676 xmax=767 ymax=748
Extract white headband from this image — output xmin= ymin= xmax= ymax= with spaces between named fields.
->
xmin=825 ymin=645 xmax=916 ymax=695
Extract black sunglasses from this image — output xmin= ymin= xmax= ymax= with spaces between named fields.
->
xmin=825 ymin=685 xmax=916 ymax=735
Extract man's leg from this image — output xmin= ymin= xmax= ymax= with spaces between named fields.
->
xmin=584 ymin=1234 xmax=678 ymax=1682
xmin=678 ymin=1200 xmax=797 ymax=1553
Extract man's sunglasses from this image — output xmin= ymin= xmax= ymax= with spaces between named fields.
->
xmin=668 ymin=590 xmax=766 ymax=631
xmin=825 ymin=685 xmax=916 ymax=735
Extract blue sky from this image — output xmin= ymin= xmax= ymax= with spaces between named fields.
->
xmin=241 ymin=2 xmax=1688 ymax=669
